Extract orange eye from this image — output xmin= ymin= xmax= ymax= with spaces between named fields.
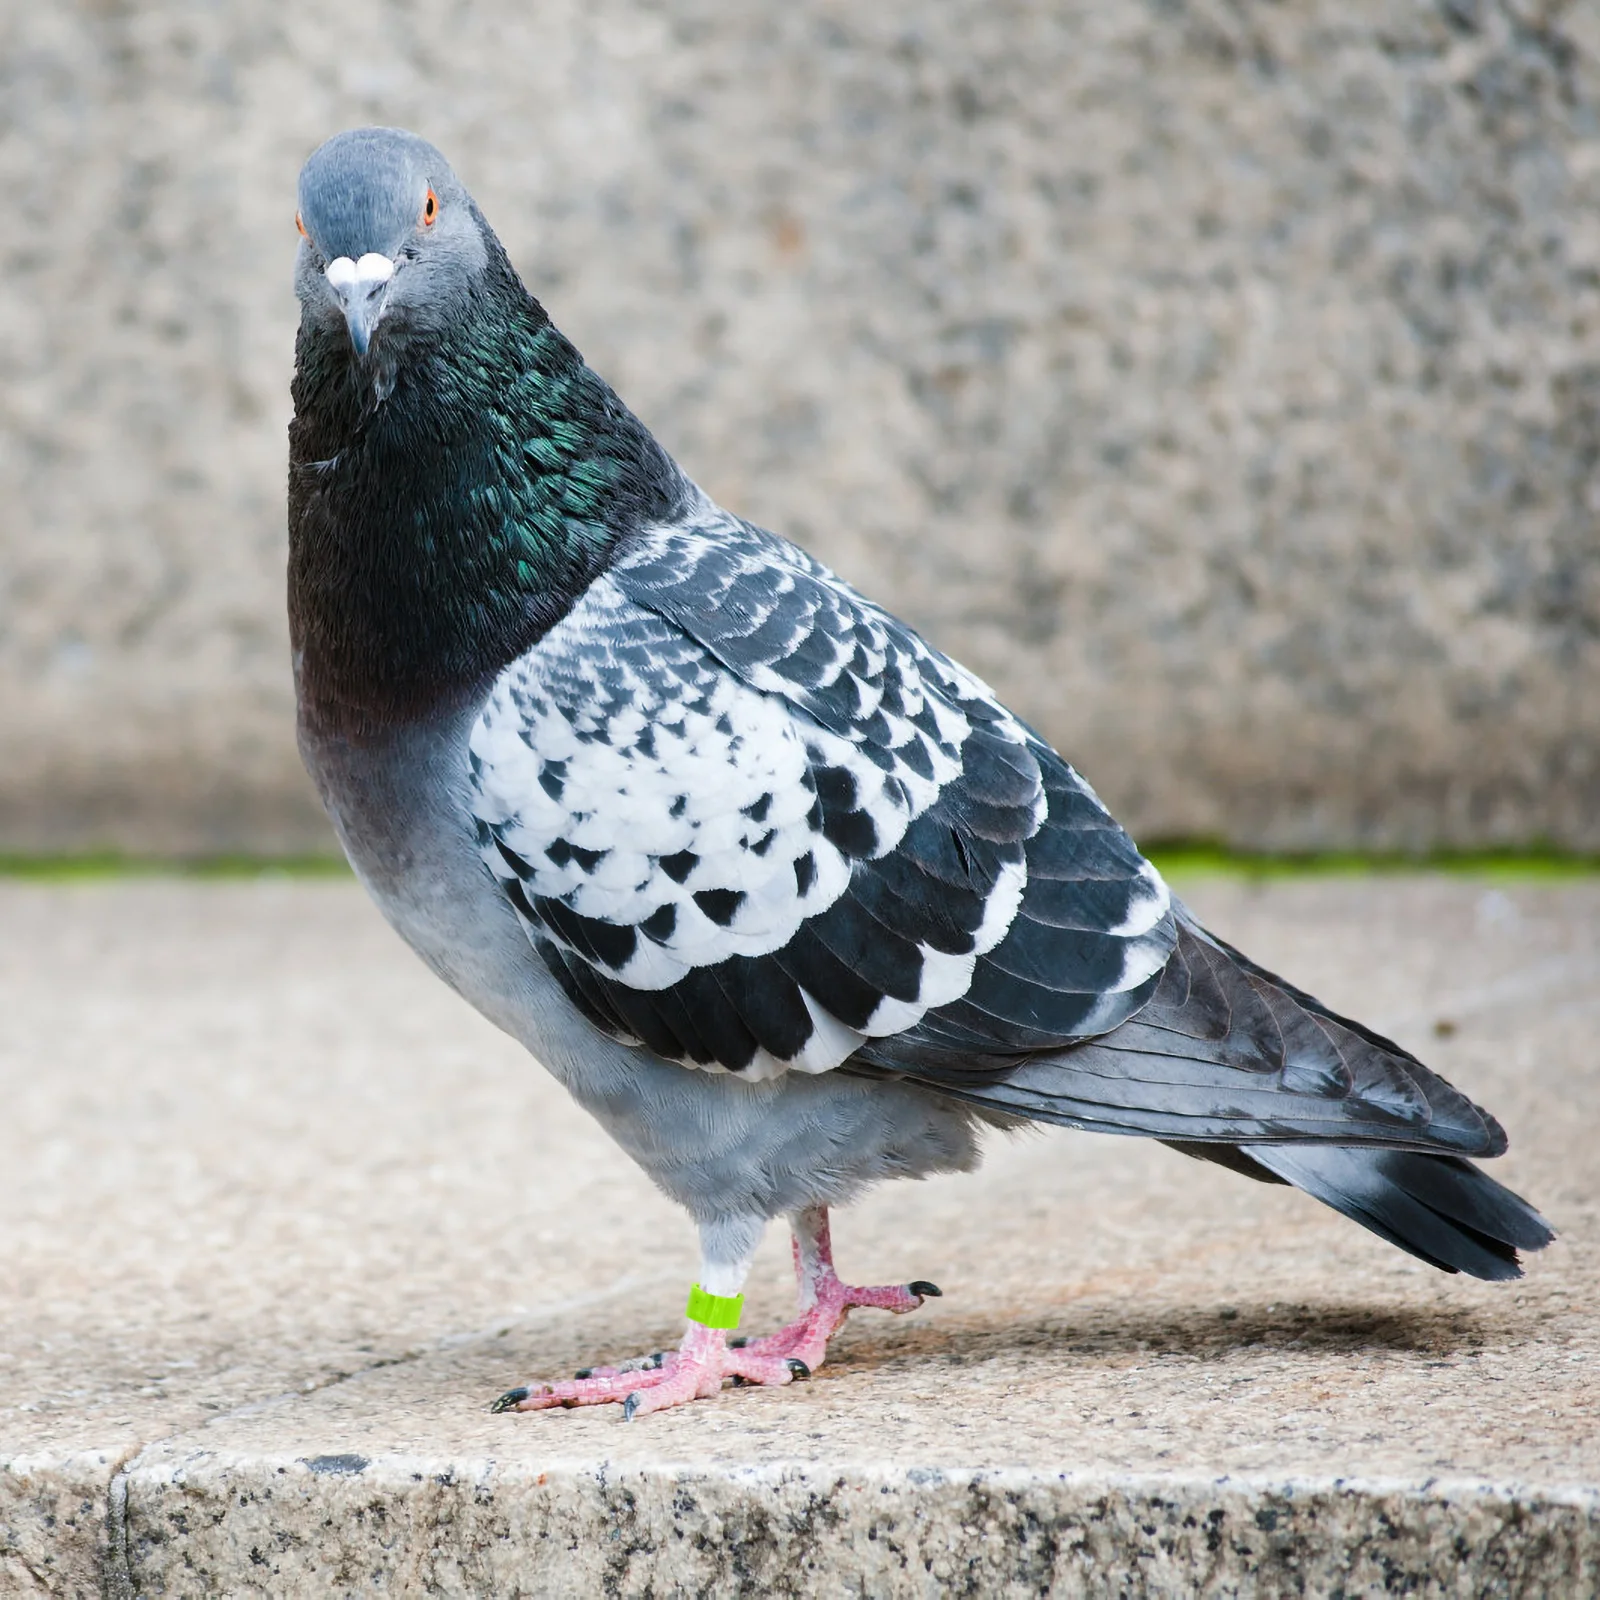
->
xmin=295 ymin=211 xmax=307 ymax=238
xmin=422 ymin=187 xmax=438 ymax=226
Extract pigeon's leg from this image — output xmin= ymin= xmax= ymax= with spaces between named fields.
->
xmin=730 ymin=1206 xmax=939 ymax=1372
xmin=491 ymin=1216 xmax=808 ymax=1418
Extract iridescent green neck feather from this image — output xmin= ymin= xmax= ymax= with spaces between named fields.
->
xmin=289 ymin=246 xmax=686 ymax=740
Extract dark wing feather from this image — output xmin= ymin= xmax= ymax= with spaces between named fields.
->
xmin=892 ymin=916 xmax=1505 ymax=1152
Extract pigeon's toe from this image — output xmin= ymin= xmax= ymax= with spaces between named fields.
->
xmin=495 ymin=1324 xmax=809 ymax=1418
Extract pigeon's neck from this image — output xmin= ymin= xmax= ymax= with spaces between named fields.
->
xmin=289 ymin=259 xmax=686 ymax=740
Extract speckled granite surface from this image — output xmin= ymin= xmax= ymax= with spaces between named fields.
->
xmin=2 ymin=877 xmax=1595 ymax=1594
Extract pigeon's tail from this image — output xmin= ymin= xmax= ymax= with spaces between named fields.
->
xmin=886 ymin=913 xmax=1555 ymax=1279
xmin=1167 ymin=1141 xmax=1555 ymax=1281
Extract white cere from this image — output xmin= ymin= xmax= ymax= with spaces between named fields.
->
xmin=325 ymin=253 xmax=396 ymax=292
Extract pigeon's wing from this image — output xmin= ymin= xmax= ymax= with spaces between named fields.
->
xmin=469 ymin=516 xmax=1552 ymax=1284
xmin=467 ymin=515 xmax=1175 ymax=1081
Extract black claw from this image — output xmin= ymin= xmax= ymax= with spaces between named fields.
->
xmin=729 ymin=1373 xmax=751 ymax=1387
xmin=574 ymin=1368 xmax=593 ymax=1380
xmin=786 ymin=1359 xmax=812 ymax=1380
xmin=908 ymin=1280 xmax=942 ymax=1298
xmin=490 ymin=1386 xmax=529 ymax=1414
xmin=650 ymin=1351 xmax=666 ymax=1368
xmin=727 ymin=1336 xmax=749 ymax=1349
xmin=622 ymin=1391 xmax=641 ymax=1422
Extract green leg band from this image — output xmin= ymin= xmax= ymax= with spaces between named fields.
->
xmin=686 ymin=1283 xmax=744 ymax=1330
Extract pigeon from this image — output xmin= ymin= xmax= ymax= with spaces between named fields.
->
xmin=288 ymin=128 xmax=1553 ymax=1418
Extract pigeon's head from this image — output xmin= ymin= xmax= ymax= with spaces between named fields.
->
xmin=294 ymin=127 xmax=490 ymax=359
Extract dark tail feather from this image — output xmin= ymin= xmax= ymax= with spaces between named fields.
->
xmin=1243 ymin=1144 xmax=1555 ymax=1281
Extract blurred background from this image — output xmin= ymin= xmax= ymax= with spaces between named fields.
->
xmin=1 ymin=0 xmax=1596 ymax=859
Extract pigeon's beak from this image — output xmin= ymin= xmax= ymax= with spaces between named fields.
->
xmin=324 ymin=253 xmax=396 ymax=356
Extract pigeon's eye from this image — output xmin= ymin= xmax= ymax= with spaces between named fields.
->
xmin=422 ymin=187 xmax=439 ymax=227
xmin=295 ymin=212 xmax=307 ymax=239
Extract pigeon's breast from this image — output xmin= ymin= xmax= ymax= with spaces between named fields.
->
xmin=298 ymin=705 xmax=575 ymax=1050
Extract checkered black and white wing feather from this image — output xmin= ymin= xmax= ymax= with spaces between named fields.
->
xmin=468 ymin=509 xmax=1176 ymax=1081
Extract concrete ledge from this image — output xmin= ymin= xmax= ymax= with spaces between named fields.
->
xmin=2 ymin=878 xmax=1596 ymax=1595
xmin=2 ymin=1454 xmax=116 ymax=1597
xmin=114 ymin=1460 xmax=1600 ymax=1597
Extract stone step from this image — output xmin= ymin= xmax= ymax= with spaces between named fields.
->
xmin=2 ymin=877 xmax=1596 ymax=1595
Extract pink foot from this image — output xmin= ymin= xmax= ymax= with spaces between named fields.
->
xmin=730 ymin=1208 xmax=939 ymax=1374
xmin=732 ymin=1273 xmax=940 ymax=1372
xmin=491 ymin=1208 xmax=940 ymax=1418
xmin=491 ymin=1323 xmax=809 ymax=1419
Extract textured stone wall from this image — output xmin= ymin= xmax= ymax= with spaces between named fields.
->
xmin=2 ymin=1 xmax=1596 ymax=853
